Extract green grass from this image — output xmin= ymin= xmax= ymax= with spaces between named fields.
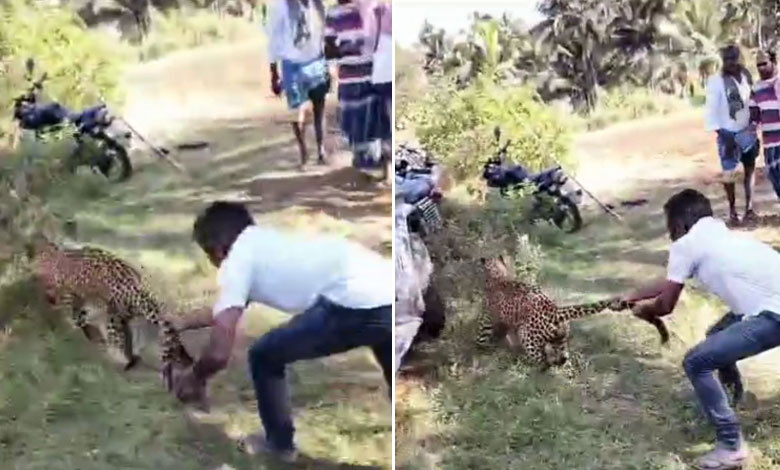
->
xmin=0 ymin=110 xmax=391 ymax=469
xmin=397 ymin=178 xmax=780 ymax=470
xmin=572 ymin=87 xmax=700 ymax=132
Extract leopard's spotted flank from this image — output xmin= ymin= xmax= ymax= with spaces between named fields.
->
xmin=28 ymin=238 xmax=193 ymax=389
xmin=477 ymin=256 xmax=667 ymax=369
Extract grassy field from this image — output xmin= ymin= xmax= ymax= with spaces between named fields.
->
xmin=396 ymin=164 xmax=780 ymax=470
xmin=0 ymin=90 xmax=391 ymax=469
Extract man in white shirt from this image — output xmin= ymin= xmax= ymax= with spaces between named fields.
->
xmin=704 ymin=45 xmax=760 ymax=225
xmin=267 ymin=0 xmax=330 ymax=169
xmin=173 ymin=201 xmax=392 ymax=463
xmin=622 ymin=189 xmax=780 ymax=469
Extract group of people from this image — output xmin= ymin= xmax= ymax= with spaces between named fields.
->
xmin=266 ymin=0 xmax=392 ymax=180
xmin=705 ymin=44 xmax=780 ymax=224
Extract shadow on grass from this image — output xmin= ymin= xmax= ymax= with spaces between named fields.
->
xmin=48 ymin=111 xmax=390 ymax=257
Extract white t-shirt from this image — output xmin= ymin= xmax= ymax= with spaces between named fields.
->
xmin=372 ymin=34 xmax=392 ymax=84
xmin=213 ymin=226 xmax=393 ymax=317
xmin=667 ymin=217 xmax=780 ymax=316
xmin=266 ymin=0 xmax=324 ymax=64
xmin=705 ymin=73 xmax=752 ymax=133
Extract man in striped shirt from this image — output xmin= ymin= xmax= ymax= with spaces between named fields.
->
xmin=324 ymin=0 xmax=390 ymax=180
xmin=749 ymin=49 xmax=780 ymax=206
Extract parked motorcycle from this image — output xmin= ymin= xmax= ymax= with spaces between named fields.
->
xmin=395 ymin=143 xmax=444 ymax=236
xmin=482 ymin=126 xmax=583 ymax=233
xmin=12 ymin=58 xmax=133 ymax=182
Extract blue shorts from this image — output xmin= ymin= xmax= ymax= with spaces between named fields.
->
xmin=717 ymin=129 xmax=759 ymax=175
xmin=280 ymin=56 xmax=330 ymax=110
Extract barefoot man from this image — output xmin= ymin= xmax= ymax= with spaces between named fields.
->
xmin=267 ymin=0 xmax=330 ymax=169
xmin=704 ymin=45 xmax=760 ymax=224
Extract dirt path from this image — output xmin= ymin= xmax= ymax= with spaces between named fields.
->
xmin=120 ymin=40 xmax=391 ymax=253
xmin=575 ymin=109 xmax=725 ymax=202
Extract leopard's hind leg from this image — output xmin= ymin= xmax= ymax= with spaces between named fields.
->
xmin=64 ymin=292 xmax=105 ymax=344
xmin=105 ymin=303 xmax=140 ymax=370
xmin=517 ymin=328 xmax=547 ymax=369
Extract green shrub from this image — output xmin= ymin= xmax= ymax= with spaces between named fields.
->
xmin=578 ymin=86 xmax=691 ymax=131
xmin=0 ymin=0 xmax=127 ymax=146
xmin=395 ymin=45 xmax=428 ymax=129
xmin=415 ymin=78 xmax=573 ymax=182
xmin=137 ymin=9 xmax=262 ymax=61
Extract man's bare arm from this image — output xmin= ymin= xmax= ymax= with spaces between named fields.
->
xmin=633 ymin=281 xmax=684 ymax=319
xmin=625 ymin=278 xmax=673 ymax=303
xmin=192 ymin=307 xmax=243 ymax=383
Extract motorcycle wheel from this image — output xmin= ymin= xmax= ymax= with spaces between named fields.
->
xmin=552 ymin=197 xmax=583 ymax=233
xmin=99 ymin=139 xmax=132 ymax=182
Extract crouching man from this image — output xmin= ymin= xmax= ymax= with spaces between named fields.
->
xmin=173 ymin=201 xmax=392 ymax=463
xmin=622 ymin=189 xmax=780 ymax=469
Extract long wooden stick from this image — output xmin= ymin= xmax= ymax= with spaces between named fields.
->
xmin=117 ymin=116 xmax=190 ymax=176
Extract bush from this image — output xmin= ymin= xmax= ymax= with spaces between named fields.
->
xmin=415 ymin=78 xmax=573 ymax=182
xmin=137 ymin=9 xmax=262 ymax=61
xmin=0 ymin=0 xmax=127 ymax=146
xmin=395 ymin=45 xmax=427 ymax=129
xmin=577 ymin=86 xmax=691 ymax=131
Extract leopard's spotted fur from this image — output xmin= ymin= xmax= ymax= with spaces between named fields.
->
xmin=29 ymin=238 xmax=193 ymax=388
xmin=477 ymin=256 xmax=636 ymax=369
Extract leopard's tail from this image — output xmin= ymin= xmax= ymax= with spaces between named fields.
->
xmin=476 ymin=311 xmax=494 ymax=348
xmin=556 ymin=298 xmax=671 ymax=344
xmin=475 ymin=310 xmax=508 ymax=349
xmin=554 ymin=297 xmax=633 ymax=323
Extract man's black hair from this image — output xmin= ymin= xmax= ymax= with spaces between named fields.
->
xmin=769 ymin=50 xmax=777 ymax=64
xmin=663 ymin=189 xmax=713 ymax=233
xmin=721 ymin=44 xmax=740 ymax=58
xmin=193 ymin=201 xmax=255 ymax=253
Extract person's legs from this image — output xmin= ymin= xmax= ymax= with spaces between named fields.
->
xmin=247 ymin=297 xmax=391 ymax=453
xmin=371 ymin=338 xmax=392 ymax=398
xmin=765 ymin=146 xmax=780 ymax=206
xmin=683 ymin=312 xmax=780 ymax=457
xmin=717 ymin=132 xmax=740 ymax=223
xmin=290 ymin=113 xmax=308 ymax=169
xmin=741 ymin=144 xmax=758 ymax=220
xmin=308 ymin=83 xmax=327 ymax=164
xmin=705 ymin=312 xmax=745 ymax=404
xmin=280 ymin=60 xmax=309 ymax=168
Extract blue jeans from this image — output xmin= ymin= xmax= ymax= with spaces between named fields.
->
xmin=248 ymin=297 xmax=391 ymax=452
xmin=683 ymin=311 xmax=780 ymax=450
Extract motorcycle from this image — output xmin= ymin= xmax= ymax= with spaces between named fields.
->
xmin=394 ymin=143 xmax=446 ymax=372
xmin=482 ymin=126 xmax=583 ymax=233
xmin=395 ymin=143 xmax=444 ymax=236
xmin=12 ymin=58 xmax=133 ymax=182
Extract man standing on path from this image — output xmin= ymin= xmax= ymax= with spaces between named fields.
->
xmin=749 ymin=49 xmax=780 ymax=210
xmin=172 ymin=201 xmax=392 ymax=463
xmin=371 ymin=0 xmax=392 ymax=183
xmin=705 ymin=45 xmax=760 ymax=225
xmin=267 ymin=0 xmax=330 ymax=170
xmin=622 ymin=189 xmax=780 ymax=470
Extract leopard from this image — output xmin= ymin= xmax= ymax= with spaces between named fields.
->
xmin=27 ymin=236 xmax=194 ymax=391
xmin=477 ymin=256 xmax=669 ymax=369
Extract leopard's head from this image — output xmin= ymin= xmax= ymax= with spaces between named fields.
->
xmin=479 ymin=255 xmax=511 ymax=280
